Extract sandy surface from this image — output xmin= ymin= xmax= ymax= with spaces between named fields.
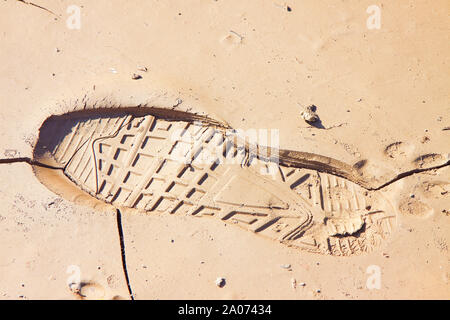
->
xmin=0 ymin=0 xmax=449 ymax=299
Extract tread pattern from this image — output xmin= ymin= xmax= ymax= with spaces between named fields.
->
xmin=38 ymin=112 xmax=396 ymax=256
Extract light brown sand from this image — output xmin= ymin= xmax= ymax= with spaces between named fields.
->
xmin=0 ymin=0 xmax=449 ymax=299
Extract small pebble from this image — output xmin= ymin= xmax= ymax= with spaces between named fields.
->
xmin=215 ymin=277 xmax=226 ymax=288
xmin=68 ymin=282 xmax=81 ymax=293
xmin=300 ymin=105 xmax=319 ymax=123
xmin=291 ymin=278 xmax=297 ymax=289
xmin=132 ymin=73 xmax=142 ymax=80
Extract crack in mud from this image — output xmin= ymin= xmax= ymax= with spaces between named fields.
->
xmin=25 ymin=106 xmax=448 ymax=191
xmin=0 ymin=157 xmax=136 ymax=299
xmin=116 ymin=209 xmax=135 ymax=300
xmin=0 ymin=152 xmax=449 ymax=192
xmin=267 ymin=151 xmax=449 ymax=191
xmin=16 ymin=0 xmax=59 ymax=19
xmin=0 ymin=157 xmax=63 ymax=170
xmin=369 ymin=160 xmax=450 ymax=190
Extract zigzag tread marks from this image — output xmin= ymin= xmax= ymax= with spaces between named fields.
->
xmin=34 ymin=110 xmax=397 ymax=257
